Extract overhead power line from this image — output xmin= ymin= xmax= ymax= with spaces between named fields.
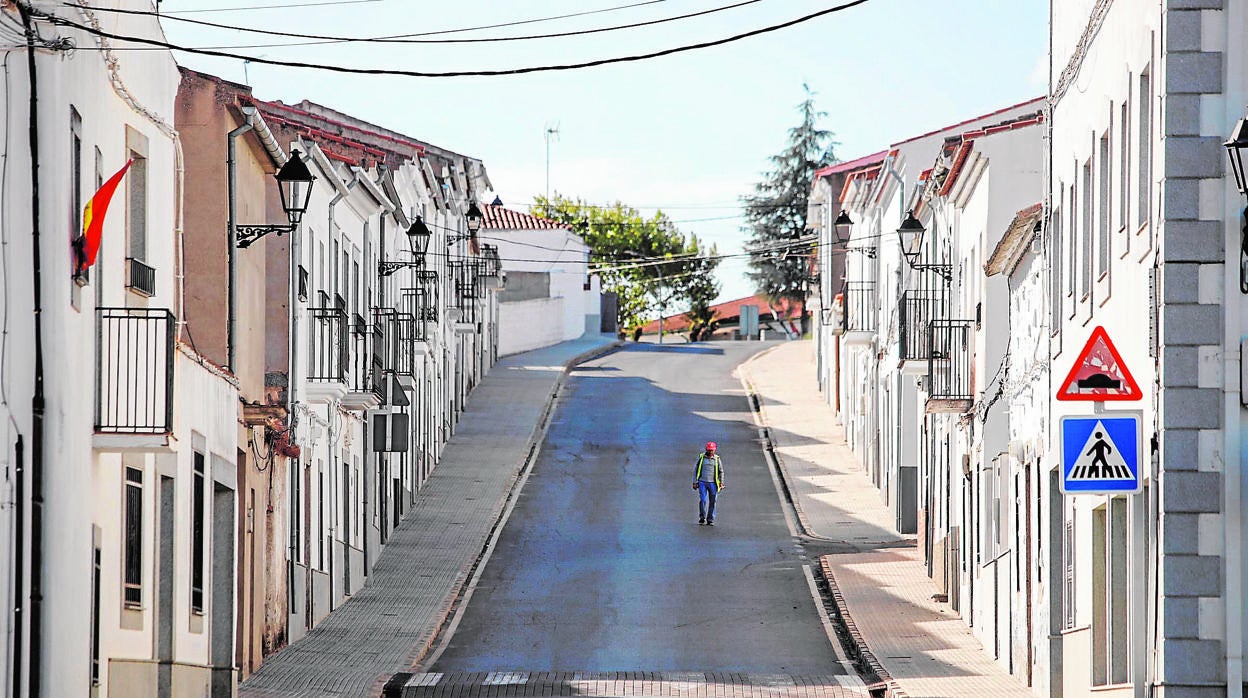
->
xmin=88 ymin=0 xmax=763 ymax=51
xmin=162 ymin=0 xmax=384 ymax=12
xmin=32 ymin=0 xmax=872 ymax=78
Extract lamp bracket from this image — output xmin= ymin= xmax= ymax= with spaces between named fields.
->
xmin=236 ymin=223 xmax=295 ymax=249
xmin=379 ymin=260 xmax=425 ymax=278
xmin=911 ymin=262 xmax=952 ymax=282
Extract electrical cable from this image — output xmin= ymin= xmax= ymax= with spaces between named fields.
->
xmin=163 ymin=0 xmax=385 ymax=13
xmin=89 ymin=0 xmax=761 ymax=51
xmin=29 ymin=0 xmax=872 ymax=78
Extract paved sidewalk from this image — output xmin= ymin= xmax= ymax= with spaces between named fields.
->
xmin=239 ymin=335 xmax=620 ymax=698
xmin=740 ymin=341 xmax=1033 ymax=698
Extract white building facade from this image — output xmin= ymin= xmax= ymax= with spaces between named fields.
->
xmin=1 ymin=3 xmax=241 ymax=695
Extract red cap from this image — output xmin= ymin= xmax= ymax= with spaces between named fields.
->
xmin=706 ymin=441 xmax=717 ymax=451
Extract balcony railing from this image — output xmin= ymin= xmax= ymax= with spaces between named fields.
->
xmin=95 ymin=307 xmax=174 ymax=434
xmin=348 ymin=314 xmax=383 ymax=395
xmin=899 ymin=290 xmax=947 ymax=362
xmin=841 ymin=281 xmax=876 ymax=333
xmin=928 ymin=319 xmax=974 ymax=404
xmin=373 ymin=308 xmax=417 ymax=377
xmin=125 ymin=258 xmax=156 ymax=297
xmin=450 ymin=260 xmax=481 ymax=324
xmin=307 ymin=307 xmax=348 ymax=382
xmin=399 ymin=286 xmax=434 ymax=342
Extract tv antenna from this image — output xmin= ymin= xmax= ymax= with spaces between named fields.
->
xmin=544 ymin=121 xmax=560 ymax=201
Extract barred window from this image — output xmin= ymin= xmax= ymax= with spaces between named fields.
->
xmin=123 ymin=467 xmax=143 ymax=608
xmin=191 ymin=451 xmax=205 ymax=614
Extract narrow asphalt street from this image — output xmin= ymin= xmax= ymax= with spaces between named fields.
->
xmin=428 ymin=341 xmax=846 ymax=676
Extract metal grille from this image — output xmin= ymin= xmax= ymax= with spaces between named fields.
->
xmin=191 ymin=452 xmax=205 ymax=614
xmin=126 ymin=257 xmax=156 ymax=297
xmin=123 ymin=467 xmax=143 ymax=607
xmin=899 ymin=289 xmax=947 ymax=361
xmin=95 ymin=307 xmax=174 ymax=434
xmin=840 ymin=281 xmax=876 ymax=333
xmin=308 ymin=307 xmax=348 ymax=382
xmin=927 ymin=319 xmax=974 ymax=401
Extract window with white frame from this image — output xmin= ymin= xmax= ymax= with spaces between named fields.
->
xmin=122 ymin=466 xmax=144 ymax=608
xmin=191 ymin=450 xmax=206 ymax=615
xmin=1051 ymin=189 xmax=1063 ymax=336
xmin=1136 ymin=68 xmax=1151 ymax=230
xmin=1081 ymin=159 xmax=1093 ymax=299
xmin=1097 ymin=132 xmax=1110 ymax=277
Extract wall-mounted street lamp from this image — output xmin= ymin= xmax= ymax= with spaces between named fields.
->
xmin=448 ymin=201 xmax=485 ymax=246
xmin=379 ymin=216 xmax=433 ymax=277
xmin=896 ymin=210 xmax=951 ymax=281
xmin=1222 ymin=117 xmax=1248 ymax=293
xmin=832 ymin=210 xmax=876 ymax=258
xmin=237 ymin=149 xmax=316 ymax=248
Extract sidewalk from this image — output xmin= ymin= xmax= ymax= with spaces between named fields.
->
xmin=740 ymin=341 xmax=1034 ymax=698
xmin=239 ymin=335 xmax=620 ymax=698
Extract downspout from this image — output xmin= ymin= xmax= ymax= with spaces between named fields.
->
xmin=226 ymin=120 xmax=254 ymax=371
xmin=16 ymin=6 xmax=42 ymax=695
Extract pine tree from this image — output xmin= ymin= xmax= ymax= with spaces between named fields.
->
xmin=742 ymin=85 xmax=837 ymax=334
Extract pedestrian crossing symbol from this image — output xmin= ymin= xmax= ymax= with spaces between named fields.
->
xmin=1060 ymin=413 xmax=1142 ymax=494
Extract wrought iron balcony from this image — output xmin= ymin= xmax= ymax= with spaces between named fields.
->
xmin=899 ymin=289 xmax=947 ymax=363
xmin=307 ymin=306 xmax=348 ymax=383
xmin=399 ymin=286 xmax=435 ymax=342
xmin=927 ymin=319 xmax=974 ymax=412
xmin=840 ymin=281 xmax=876 ymax=334
xmin=95 ymin=307 xmax=174 ymax=437
xmin=373 ymin=308 xmax=417 ymax=377
xmin=343 ymin=317 xmax=384 ymax=411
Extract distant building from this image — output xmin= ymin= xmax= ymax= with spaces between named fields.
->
xmin=480 ymin=202 xmax=601 ymax=356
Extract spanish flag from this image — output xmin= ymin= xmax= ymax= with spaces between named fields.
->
xmin=76 ymin=159 xmax=132 ymax=274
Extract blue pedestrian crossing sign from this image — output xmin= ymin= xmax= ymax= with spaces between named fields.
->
xmin=1059 ymin=413 xmax=1143 ymax=494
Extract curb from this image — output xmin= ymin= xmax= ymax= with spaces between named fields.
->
xmin=818 ymin=557 xmax=906 ymax=698
xmin=383 ymin=340 xmax=623 ymax=694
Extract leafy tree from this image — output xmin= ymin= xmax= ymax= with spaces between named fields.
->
xmin=531 ymin=195 xmax=720 ymax=332
xmin=742 ymin=84 xmax=837 ymax=334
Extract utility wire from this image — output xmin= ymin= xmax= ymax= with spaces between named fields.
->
xmin=90 ymin=0 xmax=761 ymax=51
xmin=161 ymin=0 xmax=386 ymax=13
xmin=30 ymin=0 xmax=872 ymax=78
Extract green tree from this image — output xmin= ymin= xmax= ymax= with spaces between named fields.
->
xmin=531 ymin=195 xmax=720 ymax=333
xmin=742 ymin=84 xmax=837 ymax=334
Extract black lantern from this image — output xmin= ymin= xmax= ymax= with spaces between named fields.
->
xmin=465 ymin=201 xmax=484 ymax=234
xmin=275 ymin=149 xmax=315 ymax=225
xmin=833 ymin=210 xmax=853 ymax=244
xmin=896 ymin=210 xmax=926 ymax=265
xmin=406 ymin=216 xmax=432 ymax=263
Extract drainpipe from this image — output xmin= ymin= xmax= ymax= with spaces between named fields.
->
xmin=226 ymin=119 xmax=254 ymax=372
xmin=16 ymin=7 xmax=44 ymax=694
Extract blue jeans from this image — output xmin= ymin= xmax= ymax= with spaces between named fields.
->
xmin=697 ymin=481 xmax=719 ymax=522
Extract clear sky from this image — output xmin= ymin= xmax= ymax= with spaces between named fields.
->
xmin=156 ymin=0 xmax=1048 ymax=306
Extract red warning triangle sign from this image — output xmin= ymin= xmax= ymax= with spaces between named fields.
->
xmin=1057 ymin=326 xmax=1143 ymax=401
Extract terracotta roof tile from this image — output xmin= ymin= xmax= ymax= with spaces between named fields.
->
xmin=482 ymin=204 xmax=570 ymax=231
xmin=639 ymin=294 xmax=804 ymax=334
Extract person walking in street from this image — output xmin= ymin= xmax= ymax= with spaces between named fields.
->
xmin=692 ymin=441 xmax=724 ymax=526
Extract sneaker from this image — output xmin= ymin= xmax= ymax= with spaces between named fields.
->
xmin=707 ymin=520 xmax=715 ymax=526
xmin=698 ymin=519 xmax=706 ymax=525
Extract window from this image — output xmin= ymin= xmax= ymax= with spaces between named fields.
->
xmin=1082 ymin=159 xmax=1093 ymax=299
xmin=123 ymin=466 xmax=143 ymax=608
xmin=1118 ymin=100 xmax=1129 ymax=232
xmin=1137 ymin=68 xmax=1151 ymax=229
xmin=94 ymin=147 xmax=104 ymax=307
xmin=71 ymin=108 xmax=85 ymax=303
xmin=90 ymin=529 xmax=101 ymax=686
xmin=342 ymin=460 xmax=350 ymax=548
xmin=125 ymin=128 xmax=148 ymax=263
xmin=191 ymin=451 xmax=206 ymax=614
xmin=1098 ymin=132 xmax=1110 ymax=277
xmin=1092 ymin=498 xmax=1129 ymax=685
xmin=1050 ymin=190 xmax=1063 ymax=335
xmin=1067 ymin=179 xmax=1077 ymax=310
